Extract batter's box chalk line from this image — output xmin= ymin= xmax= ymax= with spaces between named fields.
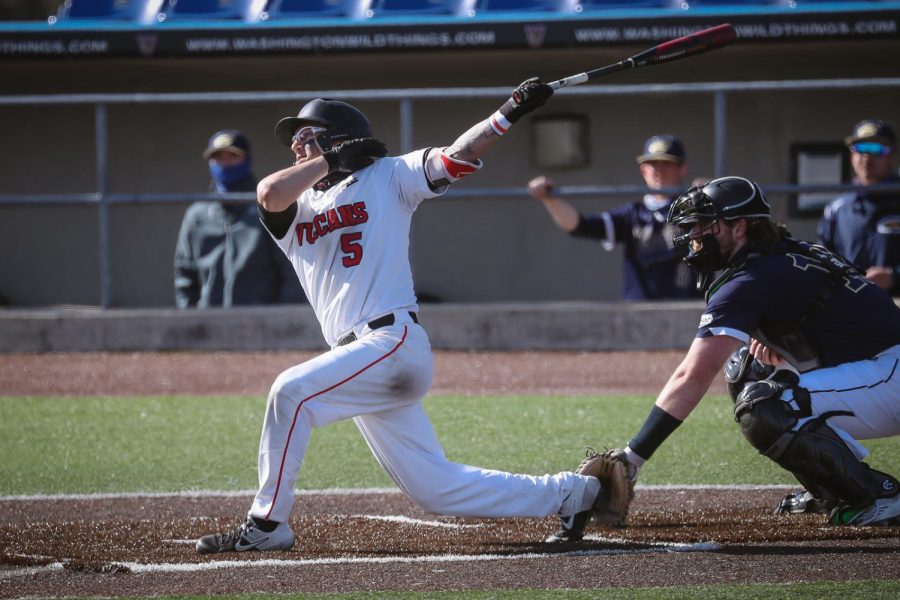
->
xmin=355 ymin=514 xmax=485 ymax=528
xmin=121 ymin=541 xmax=725 ymax=575
xmin=0 ymin=484 xmax=795 ymax=502
xmin=0 ymin=538 xmax=722 ymax=579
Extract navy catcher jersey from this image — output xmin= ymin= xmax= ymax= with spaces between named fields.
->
xmin=817 ymin=177 xmax=900 ymax=295
xmin=573 ymin=199 xmax=698 ymax=300
xmin=698 ymin=240 xmax=900 ymax=369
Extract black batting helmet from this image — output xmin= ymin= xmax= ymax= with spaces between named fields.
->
xmin=274 ymin=99 xmax=373 ymax=151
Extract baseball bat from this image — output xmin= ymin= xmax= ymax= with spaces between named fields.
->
xmin=548 ymin=23 xmax=737 ymax=90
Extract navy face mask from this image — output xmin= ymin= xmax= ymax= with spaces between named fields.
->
xmin=209 ymin=158 xmax=251 ymax=191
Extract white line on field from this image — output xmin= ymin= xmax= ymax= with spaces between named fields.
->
xmin=0 ymin=484 xmax=794 ymax=502
xmin=115 ymin=541 xmax=722 ymax=574
xmin=355 ymin=515 xmax=484 ymax=528
xmin=0 ymin=562 xmax=64 ymax=580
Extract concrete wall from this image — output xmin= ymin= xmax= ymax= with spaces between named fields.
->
xmin=1 ymin=39 xmax=899 ymax=306
xmin=0 ymin=302 xmax=706 ymax=352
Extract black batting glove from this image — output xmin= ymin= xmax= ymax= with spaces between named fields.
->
xmin=322 ymin=138 xmax=388 ymax=174
xmin=498 ymin=77 xmax=554 ymax=123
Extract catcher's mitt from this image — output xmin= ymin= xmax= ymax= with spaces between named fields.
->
xmin=575 ymin=448 xmax=636 ymax=527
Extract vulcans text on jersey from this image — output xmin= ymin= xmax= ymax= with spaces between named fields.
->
xmin=296 ymin=202 xmax=369 ymax=245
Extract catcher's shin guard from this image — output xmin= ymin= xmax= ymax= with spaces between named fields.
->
xmin=733 ymin=379 xmax=899 ymax=507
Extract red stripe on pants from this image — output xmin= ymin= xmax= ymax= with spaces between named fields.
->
xmin=265 ymin=326 xmax=409 ymax=520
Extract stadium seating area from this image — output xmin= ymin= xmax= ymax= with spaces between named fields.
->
xmin=32 ymin=0 xmax=900 ymax=25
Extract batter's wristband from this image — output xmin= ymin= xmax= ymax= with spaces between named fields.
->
xmin=488 ymin=111 xmax=511 ymax=136
xmin=628 ymin=405 xmax=682 ymax=461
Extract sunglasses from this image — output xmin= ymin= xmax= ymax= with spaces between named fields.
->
xmin=291 ymin=126 xmax=326 ymax=145
xmin=850 ymin=141 xmax=893 ymax=156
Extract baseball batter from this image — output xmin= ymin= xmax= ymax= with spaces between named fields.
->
xmin=196 ymin=79 xmax=604 ymax=553
xmin=599 ymin=177 xmax=900 ymax=529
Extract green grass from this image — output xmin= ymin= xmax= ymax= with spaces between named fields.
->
xmin=3 ymin=395 xmax=898 ymax=599
xmin=1 ymin=394 xmax=897 ymax=495
xmin=65 ymin=579 xmax=900 ymax=599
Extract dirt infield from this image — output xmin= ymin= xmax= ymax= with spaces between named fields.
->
xmin=0 ymin=351 xmax=897 ymax=597
xmin=2 ymin=489 xmax=899 ymax=597
xmin=0 ymin=350 xmax=715 ymax=397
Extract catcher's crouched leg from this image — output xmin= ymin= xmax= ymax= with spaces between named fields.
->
xmin=733 ymin=379 xmax=898 ymax=515
xmin=724 ymin=346 xmax=836 ymax=514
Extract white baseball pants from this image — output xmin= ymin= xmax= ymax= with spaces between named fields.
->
xmin=793 ymin=344 xmax=900 ymax=439
xmin=779 ymin=344 xmax=900 ymax=461
xmin=250 ymin=312 xmax=583 ymax=523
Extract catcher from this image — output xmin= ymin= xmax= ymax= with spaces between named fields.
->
xmin=558 ymin=176 xmax=900 ymax=541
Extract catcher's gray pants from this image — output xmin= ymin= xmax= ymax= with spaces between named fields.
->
xmin=250 ymin=319 xmax=585 ymax=523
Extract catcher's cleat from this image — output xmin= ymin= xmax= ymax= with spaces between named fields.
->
xmin=546 ymin=475 xmax=604 ymax=543
xmin=829 ymin=493 xmax=900 ymax=526
xmin=196 ymin=516 xmax=295 ymax=554
xmin=773 ymin=489 xmax=837 ymax=515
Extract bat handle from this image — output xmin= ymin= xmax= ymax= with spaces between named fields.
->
xmin=549 ymin=61 xmax=629 ymax=90
xmin=548 ymin=74 xmax=589 ymax=91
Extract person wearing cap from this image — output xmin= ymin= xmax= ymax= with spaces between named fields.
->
xmin=174 ymin=129 xmax=304 ymax=308
xmin=818 ymin=119 xmax=900 ymax=295
xmin=528 ymin=134 xmax=700 ymax=300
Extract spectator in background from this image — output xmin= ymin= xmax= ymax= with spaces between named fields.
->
xmin=818 ymin=119 xmax=900 ymax=295
xmin=528 ymin=135 xmax=700 ymax=300
xmin=174 ymin=129 xmax=303 ymax=308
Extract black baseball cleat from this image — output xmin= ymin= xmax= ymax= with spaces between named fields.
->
xmin=545 ymin=476 xmax=604 ymax=543
xmin=196 ymin=516 xmax=295 ymax=554
xmin=773 ymin=489 xmax=837 ymax=515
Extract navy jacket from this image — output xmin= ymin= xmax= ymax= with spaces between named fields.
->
xmin=573 ymin=199 xmax=699 ymax=301
xmin=817 ymin=176 xmax=900 ymax=296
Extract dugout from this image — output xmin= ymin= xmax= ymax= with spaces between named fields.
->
xmin=1 ymin=8 xmax=899 ymax=308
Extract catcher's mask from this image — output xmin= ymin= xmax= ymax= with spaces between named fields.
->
xmin=275 ymin=99 xmax=373 ymax=153
xmin=668 ymin=176 xmax=771 ymax=274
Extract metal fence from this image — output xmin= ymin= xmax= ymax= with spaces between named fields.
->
xmin=2 ymin=77 xmax=900 ymax=307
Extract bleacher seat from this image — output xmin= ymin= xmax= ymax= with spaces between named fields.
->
xmin=575 ymin=0 xmax=672 ymax=10
xmin=366 ymin=0 xmax=459 ymax=18
xmin=680 ymin=0 xmax=777 ymax=5
xmin=794 ymin=0 xmax=879 ymax=3
xmin=476 ymin=0 xmax=562 ymax=12
xmin=260 ymin=0 xmax=349 ymax=19
xmin=156 ymin=0 xmax=258 ymax=21
xmin=51 ymin=0 xmax=160 ymax=22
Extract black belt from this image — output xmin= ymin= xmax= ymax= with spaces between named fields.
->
xmin=337 ymin=312 xmax=419 ymax=346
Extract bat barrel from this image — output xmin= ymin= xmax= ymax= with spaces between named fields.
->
xmin=632 ymin=23 xmax=736 ymax=67
xmin=546 ymin=23 xmax=735 ymax=90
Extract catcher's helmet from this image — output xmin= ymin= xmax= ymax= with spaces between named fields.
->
xmin=275 ymin=99 xmax=373 ymax=152
xmin=668 ymin=176 xmax=771 ymax=276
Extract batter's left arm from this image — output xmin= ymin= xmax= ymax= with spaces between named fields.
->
xmin=425 ymin=78 xmax=553 ymax=184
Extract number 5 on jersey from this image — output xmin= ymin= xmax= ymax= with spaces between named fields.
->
xmin=341 ymin=232 xmax=363 ymax=267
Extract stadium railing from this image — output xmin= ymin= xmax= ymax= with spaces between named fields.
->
xmin=1 ymin=78 xmax=899 ymax=307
